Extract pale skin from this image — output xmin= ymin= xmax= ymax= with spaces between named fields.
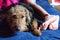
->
xmin=40 ymin=15 xmax=59 ymax=30
xmin=24 ymin=0 xmax=59 ymax=30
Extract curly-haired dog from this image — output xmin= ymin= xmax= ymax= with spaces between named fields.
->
xmin=7 ymin=3 xmax=41 ymax=36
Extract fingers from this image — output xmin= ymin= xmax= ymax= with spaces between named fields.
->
xmin=49 ymin=23 xmax=58 ymax=30
xmin=39 ymin=23 xmax=48 ymax=30
xmin=39 ymin=15 xmax=59 ymax=30
xmin=49 ymin=24 xmax=53 ymax=30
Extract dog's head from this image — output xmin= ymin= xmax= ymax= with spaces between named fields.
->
xmin=7 ymin=3 xmax=34 ymax=31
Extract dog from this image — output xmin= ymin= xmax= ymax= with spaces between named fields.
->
xmin=6 ymin=3 xmax=42 ymax=36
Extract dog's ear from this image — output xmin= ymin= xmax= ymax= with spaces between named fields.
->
xmin=25 ymin=9 xmax=32 ymax=25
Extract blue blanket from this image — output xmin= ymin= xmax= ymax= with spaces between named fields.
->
xmin=0 ymin=0 xmax=60 ymax=40
xmin=36 ymin=0 xmax=60 ymax=16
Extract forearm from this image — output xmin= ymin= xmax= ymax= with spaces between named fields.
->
xmin=26 ymin=0 xmax=50 ymax=15
xmin=31 ymin=4 xmax=49 ymax=15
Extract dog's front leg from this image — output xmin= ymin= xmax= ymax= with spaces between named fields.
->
xmin=31 ymin=19 xmax=41 ymax=36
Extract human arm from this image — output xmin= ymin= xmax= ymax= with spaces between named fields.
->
xmin=25 ymin=0 xmax=50 ymax=15
xmin=25 ymin=0 xmax=59 ymax=30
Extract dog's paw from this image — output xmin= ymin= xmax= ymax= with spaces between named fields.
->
xmin=32 ymin=29 xmax=41 ymax=36
xmin=32 ymin=19 xmax=38 ymax=27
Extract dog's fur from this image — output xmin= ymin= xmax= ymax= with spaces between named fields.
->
xmin=6 ymin=3 xmax=42 ymax=36
xmin=0 ymin=12 xmax=17 ymax=37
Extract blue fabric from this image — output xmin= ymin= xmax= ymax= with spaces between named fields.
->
xmin=36 ymin=0 xmax=60 ymax=16
xmin=0 ymin=0 xmax=60 ymax=40
xmin=0 ymin=30 xmax=60 ymax=40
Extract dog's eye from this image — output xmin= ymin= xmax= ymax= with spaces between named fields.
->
xmin=12 ymin=15 xmax=17 ymax=18
xmin=21 ymin=16 xmax=24 ymax=18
